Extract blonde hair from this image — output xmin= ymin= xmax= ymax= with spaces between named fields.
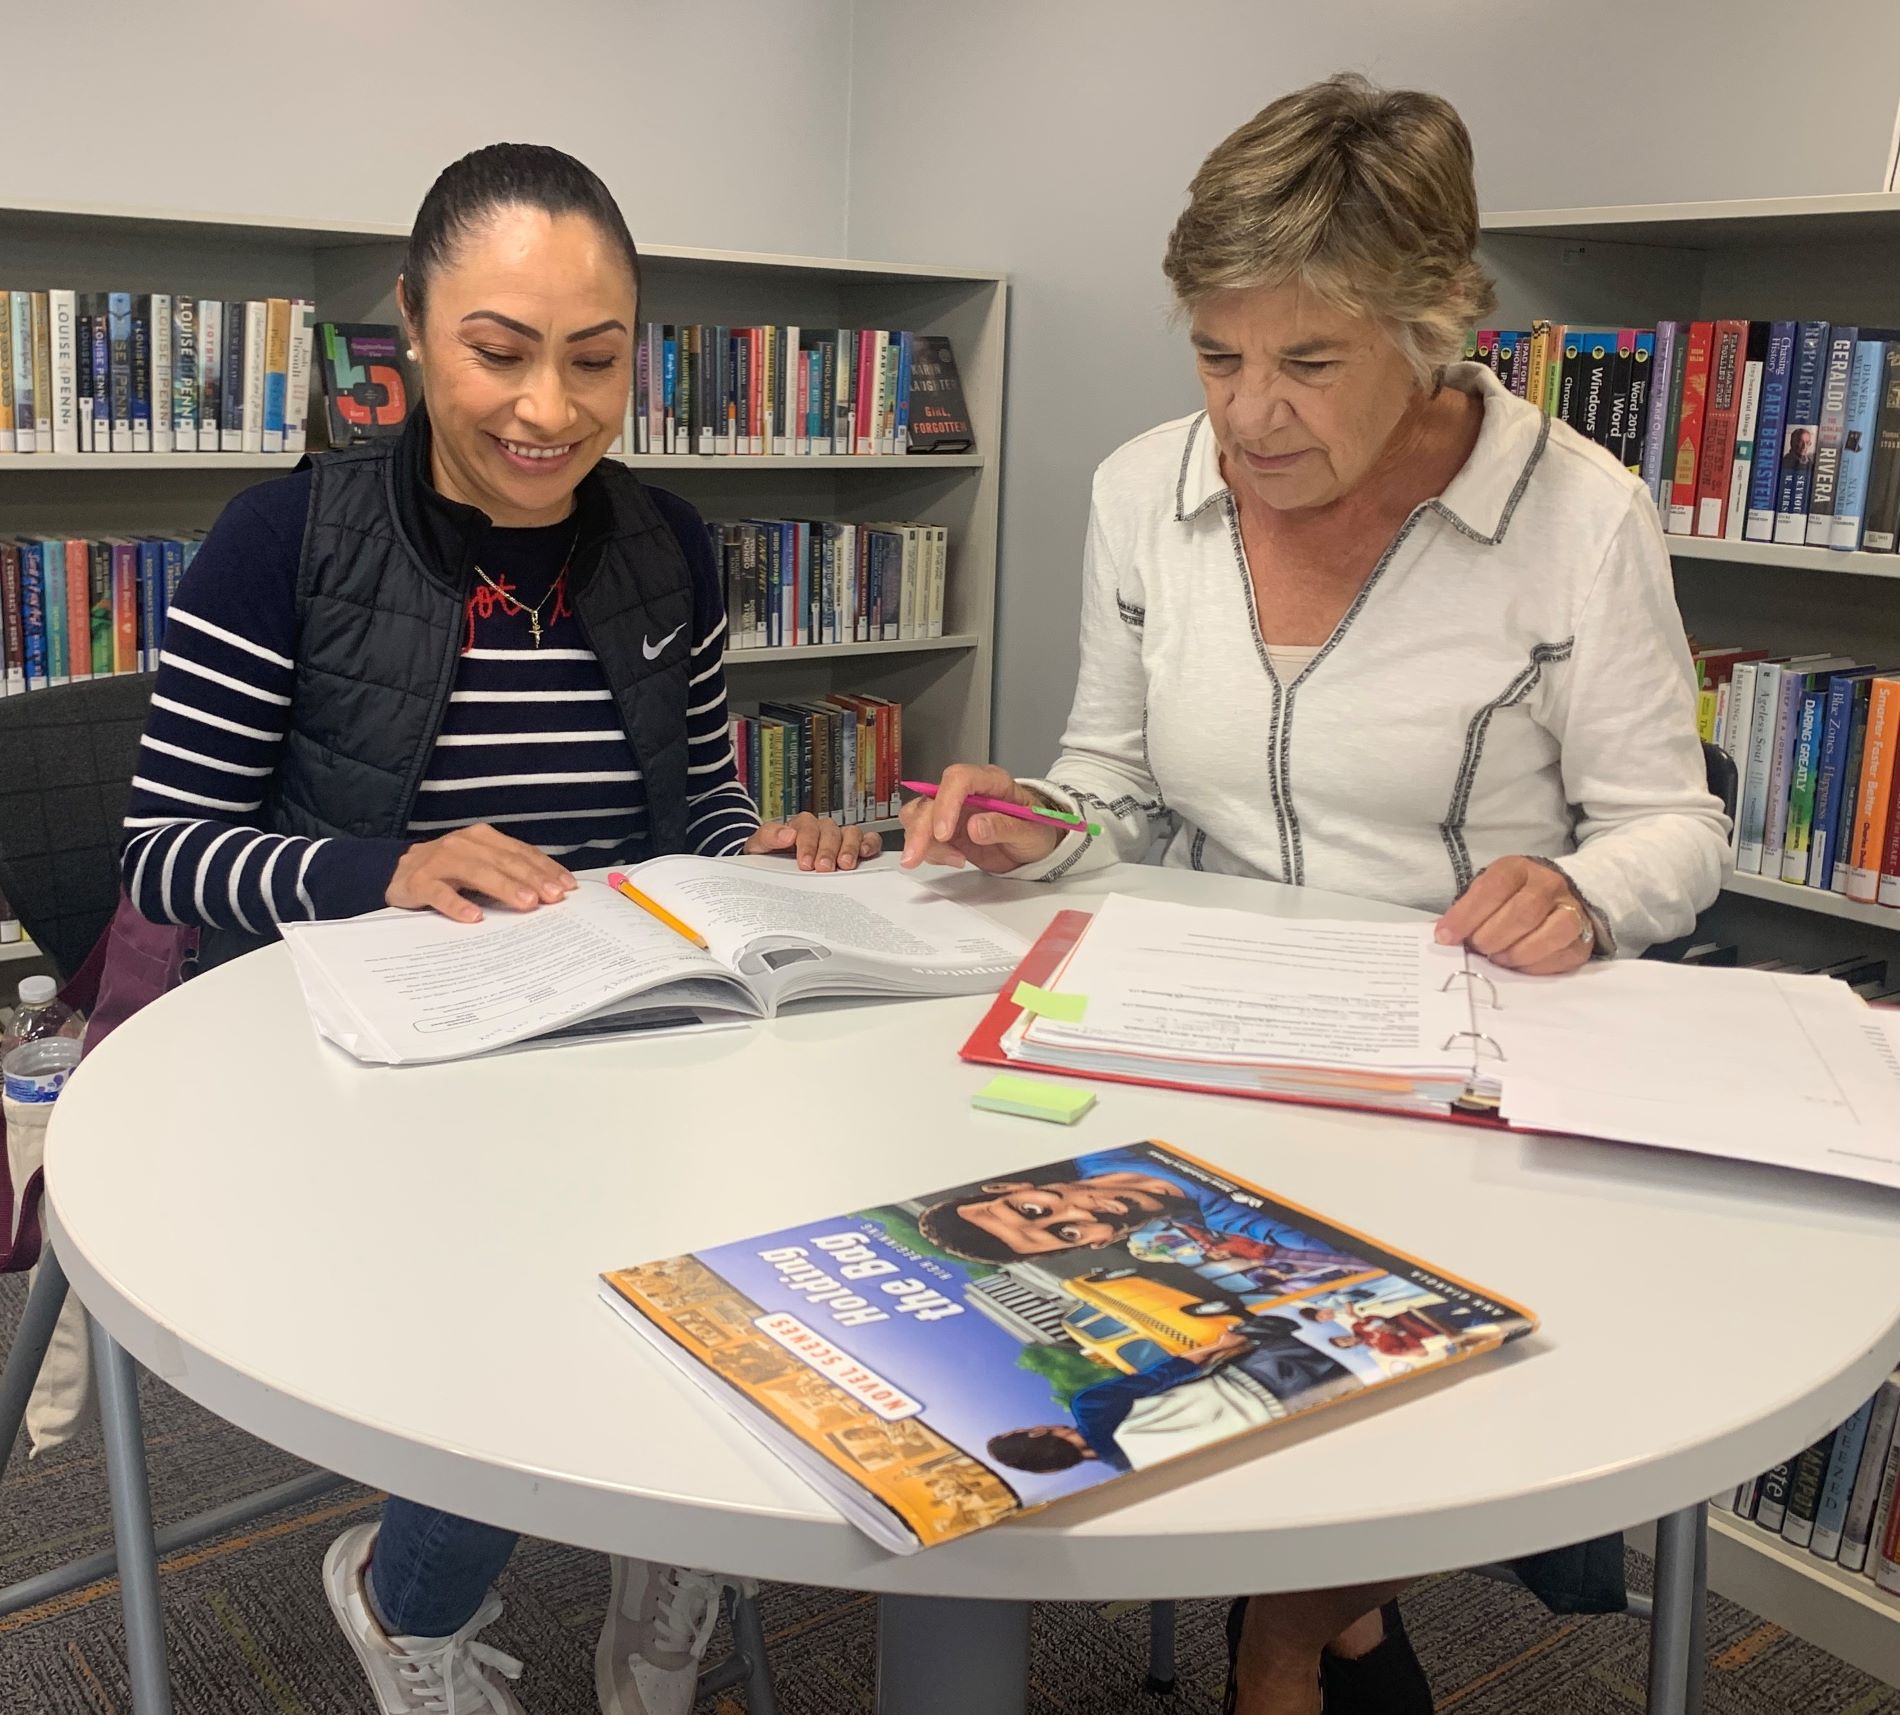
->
xmin=1163 ymin=74 xmax=1497 ymax=387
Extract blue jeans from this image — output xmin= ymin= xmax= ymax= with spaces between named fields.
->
xmin=368 ymin=1497 xmax=518 ymax=1639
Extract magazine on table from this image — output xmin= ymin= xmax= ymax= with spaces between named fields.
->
xmin=600 ymin=1139 xmax=1535 ymax=1553
xmin=281 ymin=857 xmax=1026 ymax=1066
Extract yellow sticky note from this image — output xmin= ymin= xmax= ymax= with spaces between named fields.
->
xmin=1012 ymin=981 xmax=1088 ymax=1022
xmin=972 ymin=1074 xmax=1097 ymax=1125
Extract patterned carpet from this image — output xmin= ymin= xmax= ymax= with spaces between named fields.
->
xmin=4 ymin=1280 xmax=1897 ymax=1713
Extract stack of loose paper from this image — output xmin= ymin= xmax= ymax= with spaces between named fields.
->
xmin=1003 ymin=894 xmax=1487 ymax=1113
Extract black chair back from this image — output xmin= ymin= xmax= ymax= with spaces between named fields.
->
xmin=0 ymin=675 xmax=156 ymax=981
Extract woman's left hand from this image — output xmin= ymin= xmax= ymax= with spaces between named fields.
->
xmin=744 ymin=814 xmax=883 ymax=872
xmin=1434 ymin=855 xmax=1599 ymax=975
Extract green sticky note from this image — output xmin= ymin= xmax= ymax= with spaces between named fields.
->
xmin=972 ymin=1074 xmax=1098 ymax=1125
xmin=1012 ymin=981 xmax=1089 ymax=1022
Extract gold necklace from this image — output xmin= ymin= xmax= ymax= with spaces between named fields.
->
xmin=472 ymin=563 xmax=567 ymax=648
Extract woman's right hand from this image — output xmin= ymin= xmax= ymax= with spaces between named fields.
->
xmin=385 ymin=823 xmax=577 ymax=923
xmin=898 ymin=764 xmax=1067 ymax=873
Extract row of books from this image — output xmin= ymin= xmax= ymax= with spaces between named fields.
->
xmin=1696 ymin=646 xmax=1900 ymax=904
xmin=708 ymin=517 xmax=947 ymax=651
xmin=0 ymin=533 xmax=202 ymax=693
xmin=729 ymin=694 xmax=902 ymax=827
xmin=1470 ymin=321 xmax=1900 ymax=552
xmin=1668 ymin=940 xmax=1899 ymax=1002
xmin=1714 ymin=1372 xmax=1900 ymax=1594
xmin=0 ymin=291 xmax=319 ymax=456
xmin=612 ymin=325 xmax=972 ymax=457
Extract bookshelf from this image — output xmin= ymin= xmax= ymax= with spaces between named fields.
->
xmin=1481 ymin=195 xmax=1900 ymax=958
xmin=1485 ymin=197 xmax=1900 ymax=1682
xmin=0 ymin=199 xmax=1007 ymax=813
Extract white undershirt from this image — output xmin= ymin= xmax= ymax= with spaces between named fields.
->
xmin=1264 ymin=642 xmax=1321 ymax=682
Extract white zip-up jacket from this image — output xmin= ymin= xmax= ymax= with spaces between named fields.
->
xmin=1018 ymin=364 xmax=1728 ymax=955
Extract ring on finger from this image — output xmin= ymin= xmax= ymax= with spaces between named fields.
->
xmin=1555 ymin=899 xmax=1594 ymax=946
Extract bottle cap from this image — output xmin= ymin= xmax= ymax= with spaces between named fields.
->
xmin=17 ymin=976 xmax=55 ymax=1006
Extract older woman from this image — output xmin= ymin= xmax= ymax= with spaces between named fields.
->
xmin=902 ymin=75 xmax=1725 ymax=1715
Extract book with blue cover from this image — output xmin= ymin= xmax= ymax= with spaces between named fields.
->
xmin=601 ymin=1140 xmax=1534 ymax=1552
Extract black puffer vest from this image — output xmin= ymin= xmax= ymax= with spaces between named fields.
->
xmin=202 ymin=409 xmax=695 ymax=967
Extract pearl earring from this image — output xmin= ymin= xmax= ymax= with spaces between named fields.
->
xmin=405 ymin=346 xmax=418 ymax=361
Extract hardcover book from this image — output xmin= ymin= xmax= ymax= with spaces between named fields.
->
xmin=315 ymin=323 xmax=410 ymax=444
xmin=905 ymin=334 xmax=974 ymax=454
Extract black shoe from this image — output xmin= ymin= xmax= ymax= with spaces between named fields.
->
xmin=1319 ymin=1601 xmax=1433 ymax=1714
xmin=1223 ymin=1597 xmax=1246 ymax=1714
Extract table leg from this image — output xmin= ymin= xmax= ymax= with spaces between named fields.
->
xmin=1646 ymin=1505 xmax=1701 ymax=1715
xmin=1686 ymin=1502 xmax=1709 ymax=1715
xmin=875 ymin=1594 xmax=1030 ymax=1715
xmin=92 ymin=1320 xmax=174 ymax=1715
xmin=0 ymin=1246 xmax=68 ymax=1485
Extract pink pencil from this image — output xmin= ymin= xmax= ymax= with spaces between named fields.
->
xmin=900 ymin=780 xmax=1102 ymax=838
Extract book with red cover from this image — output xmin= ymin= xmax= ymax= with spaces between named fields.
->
xmin=1694 ymin=320 xmax=1750 ymax=537
xmin=1668 ymin=322 xmax=1716 ymax=534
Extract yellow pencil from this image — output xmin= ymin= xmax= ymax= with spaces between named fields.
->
xmin=605 ymin=870 xmax=710 ymax=950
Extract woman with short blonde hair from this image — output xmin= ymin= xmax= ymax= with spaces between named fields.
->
xmin=906 ymin=73 xmax=1721 ymax=1714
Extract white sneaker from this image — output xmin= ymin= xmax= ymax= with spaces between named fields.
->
xmin=594 ymin=1556 xmax=735 ymax=1715
xmin=323 ymin=1522 xmax=526 ymax=1715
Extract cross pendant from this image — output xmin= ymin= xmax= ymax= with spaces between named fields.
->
xmin=529 ymin=613 xmax=543 ymax=648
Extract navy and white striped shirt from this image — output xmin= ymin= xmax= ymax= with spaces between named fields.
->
xmin=121 ymin=471 xmax=758 ymax=932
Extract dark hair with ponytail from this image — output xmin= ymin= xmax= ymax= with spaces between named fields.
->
xmin=403 ymin=142 xmax=640 ymax=328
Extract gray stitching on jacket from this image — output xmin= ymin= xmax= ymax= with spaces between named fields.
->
xmin=1434 ymin=413 xmax=1549 ymax=545
xmin=1116 ymin=593 xmax=1146 ymax=629
xmin=1221 ymin=496 xmax=1292 ymax=884
xmin=1440 ymin=639 xmax=1575 ymax=892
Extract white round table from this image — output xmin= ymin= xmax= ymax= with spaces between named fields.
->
xmin=47 ymin=864 xmax=1900 ymax=1715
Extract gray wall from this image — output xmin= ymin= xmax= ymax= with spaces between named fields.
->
xmin=0 ymin=0 xmax=854 ymax=258
xmin=844 ymin=0 xmax=1900 ymax=771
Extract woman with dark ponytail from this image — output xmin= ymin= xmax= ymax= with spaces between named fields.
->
xmin=121 ymin=143 xmax=869 ymax=1715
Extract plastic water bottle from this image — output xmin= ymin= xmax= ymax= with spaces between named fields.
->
xmin=2 ymin=976 xmax=86 ymax=1123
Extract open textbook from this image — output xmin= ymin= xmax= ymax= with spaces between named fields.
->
xmin=962 ymin=894 xmax=1900 ymax=1191
xmin=601 ymin=1140 xmax=1535 ymax=1553
xmin=281 ymin=857 xmax=1026 ymax=1066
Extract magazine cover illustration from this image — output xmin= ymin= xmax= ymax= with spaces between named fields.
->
xmin=601 ymin=1141 xmax=1535 ymax=1552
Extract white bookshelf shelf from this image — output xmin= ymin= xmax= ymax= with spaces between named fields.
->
xmin=1482 ymin=194 xmax=1900 ymax=248
xmin=1667 ymin=536 xmax=1900 ymax=580
xmin=727 ymin=635 xmax=978 ymax=667
xmin=1723 ymin=872 xmax=1900 ymax=928
xmin=0 ymin=453 xmax=303 ymax=472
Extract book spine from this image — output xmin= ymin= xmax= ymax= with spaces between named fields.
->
xmin=1776 ymin=321 xmax=1832 ymax=542
xmin=1745 ymin=322 xmax=1797 ymax=540
xmin=1756 ymin=1462 xmax=1794 ymax=1532
xmin=895 ymin=329 xmax=913 ymax=454
xmin=241 ymin=301 xmax=267 ymax=455
xmin=1782 ymin=1432 xmax=1838 ymax=1549
xmin=1814 ymin=1397 xmax=1877 ymax=1560
xmin=49 ymin=289 xmax=78 ymax=454
xmin=85 ymin=541 xmax=110 ymax=677
xmin=282 ymin=300 xmax=314 ymax=456
xmin=221 ymin=302 xmax=246 ymax=451
xmin=1842 ymin=1381 xmax=1900 ymax=1571
xmin=751 ymin=325 xmax=765 ymax=455
xmin=87 ymin=298 xmax=110 ymax=452
xmin=1847 ymin=677 xmax=1900 ymax=902
xmin=1640 ymin=324 xmax=1676 ymax=500
xmin=1761 ymin=668 xmax=1809 ymax=877
xmin=159 ymin=538 xmax=182 ymax=661
xmin=10 ymin=292 xmax=37 ymax=451
xmin=58 ymin=541 xmax=86 ymax=680
xmin=0 ymin=292 xmax=14 ymax=450
xmin=106 ymin=293 xmax=133 ymax=453
xmin=1831 ymin=340 xmax=1886 ymax=549
xmin=171 ymin=295 xmax=197 ymax=452
xmin=1878 ymin=756 xmax=1900 ymax=907
xmin=1695 ymin=321 xmax=1748 ymax=536
xmin=26 ymin=294 xmax=49 ymax=452
xmin=261 ymin=297 xmax=291 ymax=454
xmin=834 ymin=328 xmax=853 ymax=452
xmin=130 ymin=296 xmax=152 ymax=452
xmin=197 ymin=300 xmax=223 ymax=452
xmin=1724 ymin=327 xmax=1765 ymax=541
xmin=1736 ymin=661 xmax=1783 ymax=874
xmin=1872 ymin=1445 xmax=1900 ymax=1586
xmin=1668 ymin=323 xmax=1714 ymax=533
xmin=1811 ymin=672 xmax=1859 ymax=889
xmin=41 ymin=541 xmax=69 ymax=683
xmin=1863 ymin=343 xmax=1900 ymax=551
xmin=1807 ymin=326 xmax=1860 ymax=542
xmin=1877 ymin=1457 xmax=1900 ymax=1595
xmin=113 ymin=541 xmax=138 ymax=673
xmin=1781 ymin=688 xmax=1827 ymax=882
xmin=1834 ymin=678 xmax=1875 ymax=894
xmin=0 ymin=542 xmax=22 ymax=694
xmin=20 ymin=541 xmax=49 ymax=688
xmin=1575 ymin=330 xmax=1613 ymax=447
xmin=1603 ymin=328 xmax=1634 ymax=459
xmin=150 ymin=293 xmax=173 ymax=453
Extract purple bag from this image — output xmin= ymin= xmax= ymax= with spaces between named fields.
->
xmin=0 ymin=898 xmax=197 ymax=1272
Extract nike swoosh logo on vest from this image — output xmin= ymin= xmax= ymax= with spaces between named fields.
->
xmin=643 ymin=622 xmax=686 ymax=660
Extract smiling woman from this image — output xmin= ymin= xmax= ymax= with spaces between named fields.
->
xmin=116 ymin=141 xmax=876 ymax=1715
